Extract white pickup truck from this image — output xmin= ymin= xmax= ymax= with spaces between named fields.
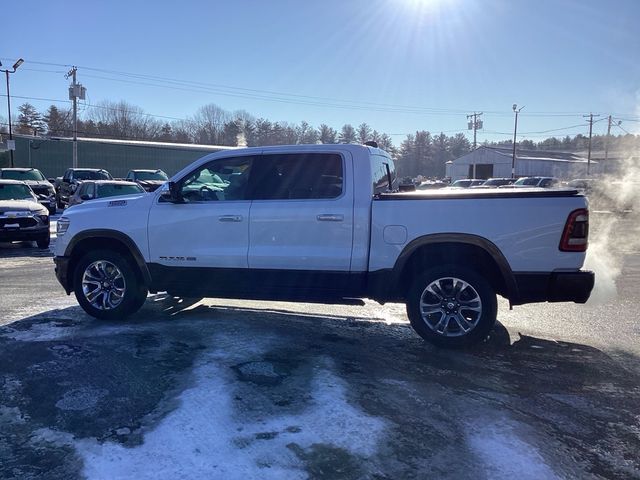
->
xmin=53 ymin=144 xmax=594 ymax=347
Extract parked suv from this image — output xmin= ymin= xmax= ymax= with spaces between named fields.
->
xmin=125 ymin=169 xmax=169 ymax=192
xmin=0 ymin=180 xmax=50 ymax=248
xmin=57 ymin=168 xmax=113 ymax=208
xmin=0 ymin=168 xmax=57 ymax=214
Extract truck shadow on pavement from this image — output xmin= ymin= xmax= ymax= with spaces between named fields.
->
xmin=0 ymin=296 xmax=639 ymax=479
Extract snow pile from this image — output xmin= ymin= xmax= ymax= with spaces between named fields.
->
xmin=74 ymin=335 xmax=387 ymax=479
xmin=467 ymin=421 xmax=558 ymax=479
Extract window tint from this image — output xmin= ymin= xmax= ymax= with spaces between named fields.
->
xmin=135 ymin=170 xmax=168 ymax=181
xmin=180 ymin=156 xmax=253 ymax=202
xmin=0 ymin=169 xmax=45 ymax=181
xmin=371 ymin=155 xmax=396 ymax=194
xmin=0 ymin=183 xmax=35 ymax=201
xmin=97 ymin=183 xmax=144 ymax=198
xmin=74 ymin=170 xmax=112 ymax=180
xmin=250 ymin=153 xmax=343 ymax=200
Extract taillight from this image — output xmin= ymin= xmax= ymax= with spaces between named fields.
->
xmin=559 ymin=208 xmax=589 ymax=252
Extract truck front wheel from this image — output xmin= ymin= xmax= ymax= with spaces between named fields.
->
xmin=406 ymin=265 xmax=497 ymax=348
xmin=73 ymin=250 xmax=148 ymax=320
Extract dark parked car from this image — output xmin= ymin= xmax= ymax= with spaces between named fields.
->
xmin=57 ymin=168 xmax=113 ymax=208
xmin=0 ymin=168 xmax=57 ymax=214
xmin=68 ymin=180 xmax=146 ymax=207
xmin=471 ymin=177 xmax=516 ymax=188
xmin=0 ymin=180 xmax=50 ymax=248
xmin=448 ymin=179 xmax=485 ymax=188
xmin=125 ymin=169 xmax=169 ymax=192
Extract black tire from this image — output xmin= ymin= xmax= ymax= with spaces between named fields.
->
xmin=56 ymin=196 xmax=64 ymax=209
xmin=406 ymin=264 xmax=497 ymax=348
xmin=48 ymin=205 xmax=57 ymax=215
xmin=73 ymin=249 xmax=148 ymax=320
xmin=36 ymin=233 xmax=50 ymax=249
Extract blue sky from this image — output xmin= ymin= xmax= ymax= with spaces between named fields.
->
xmin=2 ymin=0 xmax=639 ymax=145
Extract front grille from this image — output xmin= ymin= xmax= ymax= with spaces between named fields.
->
xmin=0 ymin=217 xmax=37 ymax=228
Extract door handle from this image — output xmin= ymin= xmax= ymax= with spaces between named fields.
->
xmin=218 ymin=215 xmax=243 ymax=222
xmin=316 ymin=214 xmax=344 ymax=222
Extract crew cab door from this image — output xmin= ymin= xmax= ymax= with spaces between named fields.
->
xmin=148 ymin=155 xmax=255 ymax=276
xmin=247 ymin=151 xmax=354 ymax=282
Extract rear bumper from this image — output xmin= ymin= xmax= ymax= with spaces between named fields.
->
xmin=54 ymin=256 xmax=72 ymax=294
xmin=513 ymin=270 xmax=594 ymax=305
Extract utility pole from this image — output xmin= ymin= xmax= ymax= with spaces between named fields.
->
xmin=603 ymin=115 xmax=621 ymax=175
xmin=466 ymin=112 xmax=483 ymax=149
xmin=584 ymin=113 xmax=600 ymax=176
xmin=467 ymin=112 xmax=483 ymax=178
xmin=0 ymin=58 xmax=24 ymax=168
xmin=511 ymin=104 xmax=524 ymax=178
xmin=65 ymin=67 xmax=86 ymax=168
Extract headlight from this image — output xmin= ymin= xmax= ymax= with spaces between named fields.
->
xmin=57 ymin=217 xmax=70 ymax=236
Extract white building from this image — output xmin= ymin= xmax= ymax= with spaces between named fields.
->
xmin=446 ymin=146 xmax=599 ymax=181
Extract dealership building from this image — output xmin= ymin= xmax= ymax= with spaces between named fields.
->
xmin=445 ymin=146 xmax=601 ymax=181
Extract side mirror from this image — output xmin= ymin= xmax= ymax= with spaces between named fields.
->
xmin=80 ymin=194 xmax=91 ymax=201
xmin=167 ymin=181 xmax=184 ymax=203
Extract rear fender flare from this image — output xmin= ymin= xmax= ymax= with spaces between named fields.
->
xmin=390 ymin=233 xmax=518 ymax=300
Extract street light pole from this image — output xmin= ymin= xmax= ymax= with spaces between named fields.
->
xmin=511 ymin=104 xmax=524 ymax=178
xmin=0 ymin=58 xmax=24 ymax=168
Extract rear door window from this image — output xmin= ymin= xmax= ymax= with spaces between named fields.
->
xmin=249 ymin=153 xmax=343 ymax=200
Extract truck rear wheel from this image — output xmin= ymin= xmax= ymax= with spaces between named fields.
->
xmin=73 ymin=250 xmax=148 ymax=320
xmin=406 ymin=265 xmax=497 ymax=348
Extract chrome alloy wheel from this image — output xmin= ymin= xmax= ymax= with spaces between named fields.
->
xmin=419 ymin=277 xmax=483 ymax=337
xmin=81 ymin=260 xmax=126 ymax=310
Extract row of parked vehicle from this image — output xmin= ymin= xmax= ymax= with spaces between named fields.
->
xmin=0 ymin=167 xmax=170 ymax=214
xmin=0 ymin=167 xmax=168 ymax=249
xmin=416 ymin=176 xmax=561 ymax=190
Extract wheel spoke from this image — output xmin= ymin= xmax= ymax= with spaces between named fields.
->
xmin=433 ymin=314 xmax=449 ymax=334
xmin=424 ymin=284 xmax=443 ymax=302
xmin=421 ymin=304 xmax=444 ymax=315
xmin=85 ymin=286 xmax=101 ymax=304
xmin=450 ymin=313 xmax=470 ymax=332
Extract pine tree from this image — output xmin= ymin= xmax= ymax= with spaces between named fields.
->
xmin=16 ymin=103 xmax=46 ymax=135
xmin=339 ymin=124 xmax=357 ymax=144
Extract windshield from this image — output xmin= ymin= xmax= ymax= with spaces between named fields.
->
xmin=484 ymin=179 xmax=512 ymax=186
xmin=451 ymin=180 xmax=471 ymax=187
xmin=1 ymin=169 xmax=45 ymax=181
xmin=75 ymin=170 xmax=112 ymax=180
xmin=0 ymin=184 xmax=36 ymax=201
xmin=97 ymin=183 xmax=145 ymax=198
xmin=515 ymin=178 xmax=540 ymax=186
xmin=135 ymin=171 xmax=168 ymax=181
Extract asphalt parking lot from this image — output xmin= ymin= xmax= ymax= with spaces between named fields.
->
xmin=0 ymin=212 xmax=639 ymax=479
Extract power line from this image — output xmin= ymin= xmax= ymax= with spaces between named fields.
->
xmin=6 ymin=57 xmax=640 ymax=120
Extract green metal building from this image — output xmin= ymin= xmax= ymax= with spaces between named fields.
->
xmin=0 ymin=134 xmax=234 ymax=178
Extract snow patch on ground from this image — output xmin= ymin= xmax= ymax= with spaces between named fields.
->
xmin=74 ymin=333 xmax=387 ymax=479
xmin=467 ymin=421 xmax=558 ymax=479
xmin=1 ymin=319 xmax=82 ymax=341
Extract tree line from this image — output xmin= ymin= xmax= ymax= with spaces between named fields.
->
xmin=4 ymin=101 xmax=638 ymax=178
